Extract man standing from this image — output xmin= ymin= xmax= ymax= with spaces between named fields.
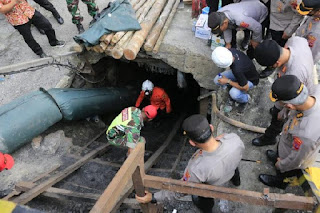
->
xmin=106 ymin=105 xmax=157 ymax=154
xmin=212 ymin=46 xmax=259 ymax=113
xmin=66 ymin=0 xmax=98 ymax=34
xmin=252 ymin=38 xmax=315 ymax=146
xmin=33 ymin=0 xmax=64 ymax=24
xmin=259 ymin=75 xmax=320 ymax=189
xmin=0 ymin=152 xmax=14 ymax=172
xmin=0 ymin=0 xmax=65 ymax=58
xmin=136 ymin=114 xmax=244 ymax=213
xmin=135 ymin=80 xmax=172 ymax=114
xmin=207 ymin=1 xmax=268 ymax=51
xmin=259 ymin=0 xmax=304 ymax=78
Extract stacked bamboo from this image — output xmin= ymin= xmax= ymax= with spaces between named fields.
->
xmin=89 ymin=0 xmax=180 ymax=60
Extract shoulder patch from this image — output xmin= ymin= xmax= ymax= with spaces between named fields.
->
xmin=240 ymin=22 xmax=249 ymax=28
xmin=122 ymin=108 xmax=129 ymax=121
xmin=183 ymin=169 xmax=191 ymax=181
xmin=293 ymin=136 xmax=303 ymax=151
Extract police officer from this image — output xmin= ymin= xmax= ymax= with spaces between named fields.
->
xmin=259 ymin=75 xmax=320 ymax=189
xmin=252 ymin=38 xmax=315 ymax=146
xmin=207 ymin=1 xmax=268 ymax=52
xmin=106 ymin=105 xmax=157 ymax=155
xmin=66 ymin=0 xmax=98 ymax=34
xmin=135 ymin=114 xmax=244 ymax=213
xmin=296 ymin=0 xmax=320 ymax=63
xmin=259 ymin=0 xmax=304 ymax=78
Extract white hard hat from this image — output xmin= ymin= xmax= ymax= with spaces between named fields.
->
xmin=211 ymin=46 xmax=233 ymax=68
xmin=142 ymin=80 xmax=154 ymax=94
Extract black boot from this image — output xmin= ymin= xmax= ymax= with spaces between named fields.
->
xmin=230 ymin=167 xmax=241 ymax=186
xmin=259 ymin=67 xmax=275 ymax=78
xmin=77 ymin=24 xmax=85 ymax=34
xmin=252 ymin=135 xmax=277 ymax=146
xmin=259 ymin=174 xmax=288 ymax=189
xmin=266 ymin=150 xmax=278 ymax=164
xmin=54 ymin=15 xmax=64 ymax=25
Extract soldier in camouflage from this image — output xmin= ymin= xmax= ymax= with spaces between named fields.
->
xmin=66 ymin=0 xmax=98 ymax=33
xmin=106 ymin=105 xmax=157 ymax=154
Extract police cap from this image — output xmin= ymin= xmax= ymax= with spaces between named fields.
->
xmin=182 ymin=114 xmax=212 ymax=143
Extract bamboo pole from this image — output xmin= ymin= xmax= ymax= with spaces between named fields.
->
xmin=153 ymin=0 xmax=180 ymax=54
xmin=105 ymin=45 xmax=114 ymax=57
xmin=144 ymin=0 xmax=175 ymax=52
xmin=124 ymin=0 xmax=168 ymax=60
xmin=99 ymin=42 xmax=108 ymax=51
xmin=133 ymin=0 xmax=147 ymax=11
xmin=130 ymin=0 xmax=140 ymax=8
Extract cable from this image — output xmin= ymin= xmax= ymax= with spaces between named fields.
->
xmin=1 ymin=61 xmax=107 ymax=84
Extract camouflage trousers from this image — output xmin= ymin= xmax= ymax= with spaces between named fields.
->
xmin=66 ymin=0 xmax=98 ymax=25
xmin=108 ymin=136 xmax=146 ymax=149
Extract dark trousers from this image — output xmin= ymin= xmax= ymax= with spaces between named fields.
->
xmin=14 ymin=10 xmax=58 ymax=55
xmin=270 ymin=29 xmax=287 ymax=47
xmin=207 ymin=0 xmax=234 ymax=14
xmin=192 ymin=195 xmax=214 ymax=213
xmin=33 ymin=0 xmax=60 ymax=18
xmin=264 ymin=106 xmax=285 ymax=140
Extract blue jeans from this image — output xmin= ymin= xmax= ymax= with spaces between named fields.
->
xmin=213 ymin=70 xmax=254 ymax=103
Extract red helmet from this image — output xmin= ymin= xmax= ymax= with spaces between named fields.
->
xmin=0 ymin=152 xmax=14 ymax=172
xmin=143 ymin=105 xmax=158 ymax=119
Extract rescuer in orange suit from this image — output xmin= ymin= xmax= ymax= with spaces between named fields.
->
xmin=135 ymin=80 xmax=172 ymax=114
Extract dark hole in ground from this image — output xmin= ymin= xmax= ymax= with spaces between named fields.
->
xmin=26 ymin=56 xmax=201 ymax=213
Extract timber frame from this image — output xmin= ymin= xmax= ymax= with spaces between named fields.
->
xmin=91 ymin=142 xmax=319 ymax=213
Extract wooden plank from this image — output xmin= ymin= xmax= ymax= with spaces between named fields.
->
xmin=143 ymin=175 xmax=316 ymax=211
xmin=132 ymin=166 xmax=150 ymax=213
xmin=90 ymin=142 xmax=145 ymax=213
xmin=11 ymin=143 xmax=109 ymax=205
xmin=109 ymin=114 xmax=185 ymax=212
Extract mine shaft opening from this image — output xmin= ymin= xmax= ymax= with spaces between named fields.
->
xmin=21 ymin=57 xmax=202 ymax=212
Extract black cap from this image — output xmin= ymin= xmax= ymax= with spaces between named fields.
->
xmin=208 ymin=12 xmax=224 ymax=34
xmin=254 ymin=40 xmax=281 ymax=66
xmin=270 ymin=75 xmax=305 ymax=102
xmin=297 ymin=0 xmax=320 ymax=15
xmin=182 ymin=114 xmax=212 ymax=143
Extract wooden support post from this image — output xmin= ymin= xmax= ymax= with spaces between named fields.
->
xmin=132 ymin=166 xmax=149 ymax=213
xmin=90 ymin=142 xmax=145 ymax=213
xmin=11 ymin=143 xmax=109 ymax=205
xmin=143 ymin=175 xmax=316 ymax=211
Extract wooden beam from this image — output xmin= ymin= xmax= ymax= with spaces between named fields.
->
xmin=90 ymin=142 xmax=145 ymax=213
xmin=143 ymin=175 xmax=316 ymax=211
xmin=11 ymin=143 xmax=109 ymax=205
xmin=109 ymin=114 xmax=185 ymax=212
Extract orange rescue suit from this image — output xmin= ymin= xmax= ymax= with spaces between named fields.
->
xmin=135 ymin=87 xmax=172 ymax=113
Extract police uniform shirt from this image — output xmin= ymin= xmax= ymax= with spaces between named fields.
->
xmin=276 ymin=36 xmax=315 ymax=95
xmin=154 ymin=133 xmax=244 ymax=202
xmin=218 ymin=1 xmax=268 ymax=44
xmin=270 ymin=0 xmax=303 ymax=37
xmin=296 ymin=16 xmax=320 ymax=63
xmin=278 ymin=86 xmax=320 ymax=173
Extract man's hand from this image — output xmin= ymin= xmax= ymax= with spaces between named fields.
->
xmin=250 ymin=40 xmax=259 ymax=48
xmin=275 ymin=158 xmax=281 ymax=169
xmin=218 ymin=75 xmax=229 ymax=85
xmin=282 ymin=32 xmax=290 ymax=40
xmin=225 ymin=43 xmax=231 ymax=49
xmin=135 ymin=191 xmax=152 ymax=204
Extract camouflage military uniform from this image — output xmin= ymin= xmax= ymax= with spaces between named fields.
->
xmin=106 ymin=107 xmax=144 ymax=149
xmin=66 ymin=0 xmax=98 ymax=25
